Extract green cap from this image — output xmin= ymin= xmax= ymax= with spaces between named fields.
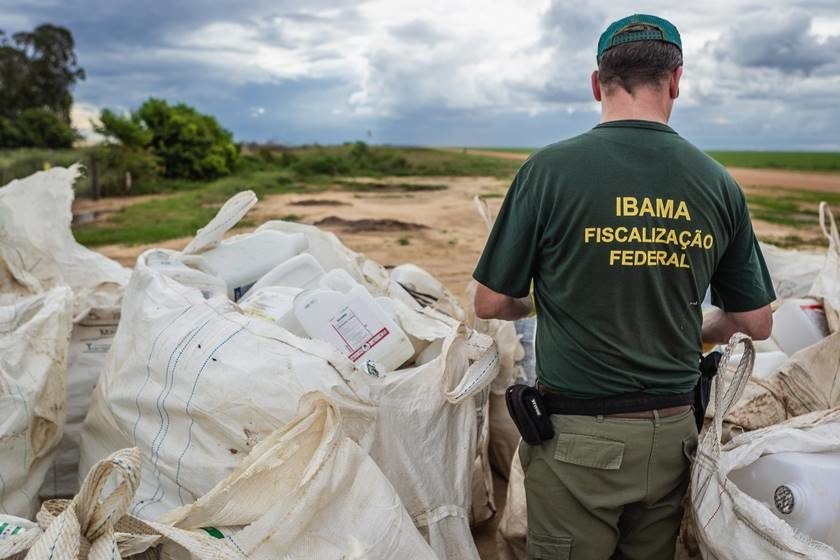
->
xmin=597 ymin=14 xmax=682 ymax=62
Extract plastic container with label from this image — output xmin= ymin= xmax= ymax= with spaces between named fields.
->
xmin=242 ymin=253 xmax=325 ymax=300
xmin=239 ymin=286 xmax=306 ymax=337
xmin=294 ymin=272 xmax=414 ymax=373
xmin=182 ymin=231 xmax=308 ymax=301
xmin=728 ymin=451 xmax=840 ymax=551
xmin=771 ymin=298 xmax=830 ymax=356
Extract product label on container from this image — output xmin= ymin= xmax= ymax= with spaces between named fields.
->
xmin=329 ymin=299 xmax=389 ymax=362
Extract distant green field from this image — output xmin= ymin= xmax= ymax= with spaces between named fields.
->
xmin=705 ymin=151 xmax=840 ymax=172
xmin=468 ymin=147 xmax=840 ymax=172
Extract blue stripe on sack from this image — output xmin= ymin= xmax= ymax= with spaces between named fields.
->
xmin=132 ymin=306 xmax=193 ymax=445
xmin=46 ymin=514 xmax=66 ymax=560
xmin=175 ymin=326 xmax=244 ymax=505
xmin=137 ymin=317 xmax=212 ymax=515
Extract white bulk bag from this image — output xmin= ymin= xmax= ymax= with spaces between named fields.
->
xmin=81 ymin=192 xmax=500 ymax=559
xmin=759 ymin=242 xmax=824 ymax=300
xmin=0 ymin=166 xmax=130 ymax=499
xmin=689 ymin=333 xmax=840 ymax=559
xmin=0 ymin=288 xmax=73 ymax=518
xmin=10 ymin=394 xmax=435 ymax=560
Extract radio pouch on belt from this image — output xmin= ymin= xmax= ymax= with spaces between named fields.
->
xmin=505 ymin=384 xmax=555 ymax=445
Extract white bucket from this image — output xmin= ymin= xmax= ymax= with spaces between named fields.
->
xmin=728 ymin=451 xmax=840 ymax=551
xmin=771 ymin=298 xmax=830 ymax=356
xmin=183 ymin=231 xmax=308 ymax=301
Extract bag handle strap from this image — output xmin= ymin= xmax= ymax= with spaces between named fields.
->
xmin=183 ymin=191 xmax=257 ymax=255
xmin=708 ymin=333 xmax=755 ymax=454
xmin=473 ymin=196 xmax=495 ymax=233
xmin=444 ymin=329 xmax=500 ymax=404
xmin=28 ymin=448 xmax=143 ymax=559
xmin=819 ymin=202 xmax=839 ymax=249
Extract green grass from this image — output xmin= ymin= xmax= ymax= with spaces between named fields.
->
xmin=706 ymin=151 xmax=840 ymax=172
xmin=745 ymin=187 xmax=840 ymax=230
xmin=73 ymin=171 xmax=308 ymax=246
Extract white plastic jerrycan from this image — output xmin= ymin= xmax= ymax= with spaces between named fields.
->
xmin=239 ymin=286 xmax=307 ymax=337
xmin=183 ymin=231 xmax=308 ymax=301
xmin=728 ymin=451 xmax=840 ymax=551
xmin=771 ymin=298 xmax=830 ymax=356
xmin=241 ymin=253 xmax=325 ymax=299
xmin=145 ymin=250 xmax=227 ymax=299
xmin=293 ymin=269 xmax=414 ymax=373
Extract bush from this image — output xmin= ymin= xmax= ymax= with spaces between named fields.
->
xmin=16 ymin=108 xmax=75 ymax=148
xmin=97 ymin=108 xmax=152 ymax=148
xmin=90 ymin=144 xmax=161 ymax=196
xmin=136 ymin=98 xmax=238 ymax=180
xmin=0 ymin=117 xmax=23 ymax=148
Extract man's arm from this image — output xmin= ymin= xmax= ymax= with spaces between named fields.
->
xmin=701 ymin=304 xmax=772 ymax=345
xmin=474 ymin=282 xmax=533 ymax=321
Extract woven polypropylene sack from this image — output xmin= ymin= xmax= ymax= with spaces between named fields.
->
xmin=24 ymin=395 xmax=435 ymax=560
xmin=80 ymin=193 xmax=500 ymax=559
xmin=0 ymin=288 xmax=73 ymax=519
xmin=722 ymin=331 xmax=840 ymax=441
xmin=0 ymin=166 xmax=130 ymax=500
xmin=689 ymin=334 xmax=840 ymax=559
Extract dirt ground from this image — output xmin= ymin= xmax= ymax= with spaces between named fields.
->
xmin=92 ymin=175 xmax=510 ymax=300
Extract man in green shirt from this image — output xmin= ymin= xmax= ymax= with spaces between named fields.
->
xmin=473 ymin=14 xmax=775 ymax=560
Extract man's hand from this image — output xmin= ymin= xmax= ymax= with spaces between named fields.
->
xmin=701 ymin=304 xmax=773 ymax=345
xmin=474 ymin=282 xmax=533 ymax=321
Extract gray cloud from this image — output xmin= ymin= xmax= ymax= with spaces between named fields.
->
xmin=717 ymin=11 xmax=838 ymax=73
xmin=0 ymin=0 xmax=838 ymax=148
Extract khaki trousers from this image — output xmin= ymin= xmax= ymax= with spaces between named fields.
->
xmin=519 ymin=409 xmax=698 ymax=560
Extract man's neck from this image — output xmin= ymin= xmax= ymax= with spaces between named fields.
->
xmin=599 ymin=87 xmax=672 ymax=125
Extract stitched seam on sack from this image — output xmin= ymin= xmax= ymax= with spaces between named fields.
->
xmin=174 ymin=326 xmax=244 ymax=505
xmin=703 ymin=477 xmax=727 ymax=529
xmin=451 ymin=353 xmax=498 ymax=400
xmin=132 ymin=306 xmax=193 ymax=445
xmin=136 ymin=318 xmax=210 ymax=515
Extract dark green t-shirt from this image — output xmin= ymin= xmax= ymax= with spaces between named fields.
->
xmin=473 ymin=120 xmax=776 ymax=399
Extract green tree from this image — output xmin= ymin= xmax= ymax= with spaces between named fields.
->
xmin=133 ymin=98 xmax=238 ymax=180
xmin=96 ymin=108 xmax=152 ymax=148
xmin=0 ymin=24 xmax=84 ymax=123
xmin=16 ymin=108 xmax=75 ymax=148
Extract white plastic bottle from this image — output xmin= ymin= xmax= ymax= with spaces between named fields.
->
xmin=239 ymin=286 xmax=307 ymax=337
xmin=145 ymin=250 xmax=227 ymax=299
xmin=293 ymin=270 xmax=414 ymax=373
xmin=728 ymin=451 xmax=840 ymax=551
xmin=241 ymin=253 xmax=325 ymax=299
xmin=182 ymin=231 xmax=308 ymax=301
xmin=771 ymin=298 xmax=830 ymax=355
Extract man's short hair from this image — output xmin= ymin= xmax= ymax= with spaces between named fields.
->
xmin=598 ymin=24 xmax=683 ymax=95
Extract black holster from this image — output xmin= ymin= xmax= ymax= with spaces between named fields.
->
xmin=693 ymin=351 xmax=722 ymax=431
xmin=505 ymin=384 xmax=555 ymax=445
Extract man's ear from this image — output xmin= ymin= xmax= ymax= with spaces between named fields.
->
xmin=669 ymin=66 xmax=683 ymax=99
xmin=591 ymin=70 xmax=602 ymax=102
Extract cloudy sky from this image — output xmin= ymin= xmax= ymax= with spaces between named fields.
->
xmin=3 ymin=0 xmax=839 ymax=149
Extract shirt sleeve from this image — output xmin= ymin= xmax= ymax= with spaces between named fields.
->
xmin=472 ymin=163 xmax=541 ymax=298
xmin=710 ymin=190 xmax=776 ymax=312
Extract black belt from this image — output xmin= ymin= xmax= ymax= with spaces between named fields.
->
xmin=538 ymin=384 xmax=694 ymax=416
